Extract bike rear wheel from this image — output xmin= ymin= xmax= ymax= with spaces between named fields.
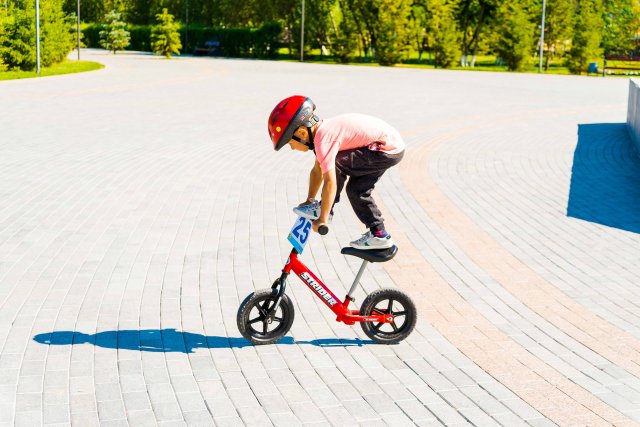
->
xmin=359 ymin=288 xmax=416 ymax=344
xmin=237 ymin=288 xmax=295 ymax=345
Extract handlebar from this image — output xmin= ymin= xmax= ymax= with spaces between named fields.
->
xmin=318 ymin=225 xmax=329 ymax=235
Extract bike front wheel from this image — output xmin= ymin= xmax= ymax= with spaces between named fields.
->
xmin=237 ymin=288 xmax=295 ymax=345
xmin=359 ymin=288 xmax=417 ymax=344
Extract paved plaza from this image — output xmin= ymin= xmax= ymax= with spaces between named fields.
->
xmin=1 ymin=49 xmax=639 ymax=426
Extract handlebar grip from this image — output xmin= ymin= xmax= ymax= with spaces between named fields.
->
xmin=318 ymin=225 xmax=329 ymax=235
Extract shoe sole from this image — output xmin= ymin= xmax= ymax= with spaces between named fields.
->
xmin=292 ymin=209 xmax=320 ymax=220
xmin=292 ymin=209 xmax=333 ymax=223
xmin=350 ymin=242 xmax=394 ymax=250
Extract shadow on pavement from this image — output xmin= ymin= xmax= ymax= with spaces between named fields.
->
xmin=567 ymin=123 xmax=640 ymax=234
xmin=33 ymin=329 xmax=373 ymax=353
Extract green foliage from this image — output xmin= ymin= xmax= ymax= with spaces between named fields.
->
xmin=40 ymin=0 xmax=76 ymax=67
xmin=151 ymin=8 xmax=182 ymax=58
xmin=83 ymin=21 xmax=281 ymax=58
xmin=99 ymin=10 xmax=130 ymax=53
xmin=331 ymin=1 xmax=359 ymax=63
xmin=544 ymin=0 xmax=574 ymax=70
xmin=252 ymin=21 xmax=281 ymax=58
xmin=127 ymin=25 xmax=151 ymax=51
xmin=52 ymin=0 xmax=640 ymax=72
xmin=601 ymin=0 xmax=640 ymax=56
xmin=567 ymin=0 xmax=603 ymax=74
xmin=375 ymin=0 xmax=413 ymax=65
xmin=456 ymin=0 xmax=498 ymax=67
xmin=493 ymin=0 xmax=535 ymax=71
xmin=0 ymin=0 xmax=73 ymax=71
xmin=0 ymin=2 xmax=36 ymax=71
xmin=432 ymin=0 xmax=461 ymax=68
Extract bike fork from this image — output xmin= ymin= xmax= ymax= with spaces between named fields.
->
xmin=269 ymin=271 xmax=289 ymax=318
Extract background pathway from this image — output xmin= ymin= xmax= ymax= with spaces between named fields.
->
xmin=0 ymin=50 xmax=638 ymax=426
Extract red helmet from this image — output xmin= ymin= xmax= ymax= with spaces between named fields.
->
xmin=268 ymin=95 xmax=318 ymax=151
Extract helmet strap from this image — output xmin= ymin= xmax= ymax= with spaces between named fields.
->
xmin=306 ymin=126 xmax=315 ymax=151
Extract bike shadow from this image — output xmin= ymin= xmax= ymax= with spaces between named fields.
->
xmin=567 ymin=123 xmax=640 ymax=233
xmin=33 ymin=329 xmax=374 ymax=353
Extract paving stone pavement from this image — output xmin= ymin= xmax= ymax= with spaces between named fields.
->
xmin=1 ymin=49 xmax=639 ymax=426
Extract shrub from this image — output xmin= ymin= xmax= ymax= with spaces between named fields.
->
xmin=253 ymin=21 xmax=281 ymax=58
xmin=151 ymin=9 xmax=181 ymax=58
xmin=0 ymin=0 xmax=73 ymax=71
xmin=40 ymin=0 xmax=75 ymax=67
xmin=84 ymin=21 xmax=281 ymax=59
xmin=567 ymin=0 xmax=603 ymax=74
xmin=428 ymin=0 xmax=461 ymax=69
xmin=99 ymin=10 xmax=130 ymax=54
xmin=494 ymin=0 xmax=535 ymax=71
xmin=375 ymin=0 xmax=413 ymax=66
xmin=0 ymin=3 xmax=35 ymax=71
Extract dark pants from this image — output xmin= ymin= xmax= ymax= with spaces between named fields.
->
xmin=333 ymin=148 xmax=404 ymax=229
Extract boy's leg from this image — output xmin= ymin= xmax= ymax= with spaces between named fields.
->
xmin=344 ymin=150 xmax=405 ymax=229
xmin=333 ymin=165 xmax=348 ymax=206
xmin=346 ymin=173 xmax=385 ymax=228
xmin=332 ymin=148 xmax=370 ymax=209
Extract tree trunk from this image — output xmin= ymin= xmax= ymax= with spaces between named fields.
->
xmin=468 ymin=5 xmax=486 ymax=68
xmin=459 ymin=0 xmax=471 ymax=67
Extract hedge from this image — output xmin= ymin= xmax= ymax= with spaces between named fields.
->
xmin=82 ymin=21 xmax=281 ymax=58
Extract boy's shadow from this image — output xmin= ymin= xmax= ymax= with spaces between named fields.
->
xmin=33 ymin=329 xmax=373 ymax=353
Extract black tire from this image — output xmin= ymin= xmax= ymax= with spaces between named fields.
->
xmin=359 ymin=288 xmax=417 ymax=344
xmin=237 ymin=288 xmax=295 ymax=345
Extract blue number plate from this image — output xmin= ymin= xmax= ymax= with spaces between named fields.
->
xmin=288 ymin=216 xmax=312 ymax=253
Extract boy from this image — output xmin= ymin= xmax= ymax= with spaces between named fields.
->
xmin=268 ymin=95 xmax=404 ymax=250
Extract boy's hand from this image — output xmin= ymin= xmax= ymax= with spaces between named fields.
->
xmin=312 ymin=219 xmax=325 ymax=233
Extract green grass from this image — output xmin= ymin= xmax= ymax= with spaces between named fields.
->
xmin=0 ymin=60 xmax=104 ymax=81
xmin=275 ymin=48 xmax=603 ymax=76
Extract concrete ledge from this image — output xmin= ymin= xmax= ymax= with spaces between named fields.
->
xmin=627 ymin=79 xmax=640 ymax=156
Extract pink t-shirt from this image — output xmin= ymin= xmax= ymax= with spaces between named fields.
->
xmin=314 ymin=113 xmax=405 ymax=173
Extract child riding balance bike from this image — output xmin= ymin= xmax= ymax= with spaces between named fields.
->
xmin=236 ymin=96 xmax=416 ymax=345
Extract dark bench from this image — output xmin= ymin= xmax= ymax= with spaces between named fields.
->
xmin=193 ymin=40 xmax=222 ymax=56
xmin=603 ymin=55 xmax=640 ymax=76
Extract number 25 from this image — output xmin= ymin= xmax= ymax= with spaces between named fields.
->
xmin=293 ymin=218 xmax=311 ymax=244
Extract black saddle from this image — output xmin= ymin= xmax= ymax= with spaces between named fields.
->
xmin=340 ymin=245 xmax=398 ymax=263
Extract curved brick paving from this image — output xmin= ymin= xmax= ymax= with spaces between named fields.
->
xmin=1 ymin=50 xmax=639 ymax=426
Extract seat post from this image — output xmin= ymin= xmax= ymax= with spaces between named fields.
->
xmin=347 ymin=260 xmax=368 ymax=300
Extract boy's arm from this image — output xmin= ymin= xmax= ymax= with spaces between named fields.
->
xmin=306 ymin=160 xmax=323 ymax=202
xmin=316 ymin=169 xmax=336 ymax=227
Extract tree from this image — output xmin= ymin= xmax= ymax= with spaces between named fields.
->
xmin=151 ymin=8 xmax=181 ymax=58
xmin=601 ymin=0 xmax=640 ymax=56
xmin=375 ymin=0 xmax=413 ymax=65
xmin=99 ymin=10 xmax=130 ymax=54
xmin=344 ymin=0 xmax=378 ymax=60
xmin=457 ymin=0 xmax=497 ymax=66
xmin=40 ymin=0 xmax=75 ymax=67
xmin=330 ymin=1 xmax=359 ymax=63
xmin=290 ymin=0 xmax=334 ymax=58
xmin=567 ymin=0 xmax=603 ymax=74
xmin=432 ymin=0 xmax=461 ymax=68
xmin=493 ymin=0 xmax=535 ymax=71
xmin=409 ymin=1 xmax=430 ymax=62
xmin=543 ymin=0 xmax=574 ymax=70
xmin=0 ymin=1 xmax=36 ymax=71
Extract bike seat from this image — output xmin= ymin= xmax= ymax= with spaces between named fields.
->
xmin=340 ymin=245 xmax=398 ymax=263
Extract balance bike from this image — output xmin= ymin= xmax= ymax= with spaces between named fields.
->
xmin=237 ymin=216 xmax=417 ymax=345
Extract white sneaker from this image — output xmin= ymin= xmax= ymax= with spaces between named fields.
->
xmin=350 ymin=231 xmax=394 ymax=250
xmin=293 ymin=200 xmax=321 ymax=219
xmin=293 ymin=200 xmax=333 ymax=222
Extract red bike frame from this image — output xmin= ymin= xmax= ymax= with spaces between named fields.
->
xmin=283 ymin=249 xmax=394 ymax=325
